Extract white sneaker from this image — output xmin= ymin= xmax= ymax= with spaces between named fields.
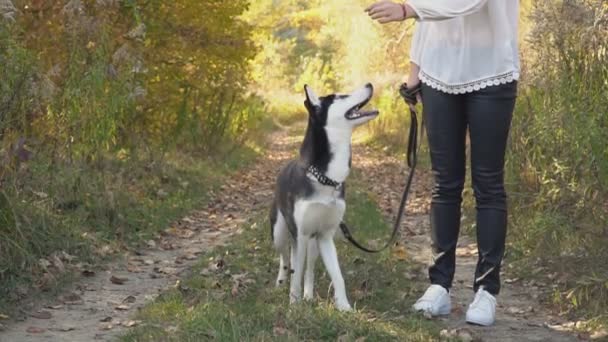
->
xmin=466 ymin=287 xmax=497 ymax=326
xmin=412 ymin=284 xmax=451 ymax=316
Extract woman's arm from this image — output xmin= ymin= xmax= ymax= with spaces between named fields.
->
xmin=365 ymin=1 xmax=417 ymax=23
xmin=366 ymin=0 xmax=488 ymax=23
xmin=407 ymin=62 xmax=421 ymax=95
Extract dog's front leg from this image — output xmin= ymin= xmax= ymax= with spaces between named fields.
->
xmin=290 ymin=234 xmax=308 ymax=304
xmin=318 ymin=236 xmax=352 ymax=311
xmin=303 ymin=238 xmax=319 ymax=300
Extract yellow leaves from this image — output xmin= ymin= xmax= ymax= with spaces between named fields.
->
xmin=116 ymin=148 xmax=129 ymax=161
xmin=183 ymin=63 xmax=197 ymax=75
xmin=288 ymin=8 xmax=326 ymax=30
xmin=392 ymin=245 xmax=407 ymax=261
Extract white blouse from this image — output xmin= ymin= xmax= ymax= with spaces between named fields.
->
xmin=408 ymin=0 xmax=520 ymax=94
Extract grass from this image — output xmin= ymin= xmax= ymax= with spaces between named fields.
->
xmin=120 ymin=178 xmax=448 ymax=341
xmin=0 ymin=142 xmax=262 ymax=315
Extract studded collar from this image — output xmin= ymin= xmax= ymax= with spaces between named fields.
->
xmin=306 ymin=164 xmax=343 ymax=189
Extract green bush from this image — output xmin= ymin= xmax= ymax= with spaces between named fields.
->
xmin=506 ymin=0 xmax=608 ymax=319
xmin=0 ymin=0 xmax=265 ymax=311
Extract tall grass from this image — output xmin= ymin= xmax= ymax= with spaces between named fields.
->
xmin=506 ymin=0 xmax=608 ymax=321
xmin=0 ymin=0 xmax=267 ymax=312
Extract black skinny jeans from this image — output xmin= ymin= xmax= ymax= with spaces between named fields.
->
xmin=421 ymin=81 xmax=517 ymax=295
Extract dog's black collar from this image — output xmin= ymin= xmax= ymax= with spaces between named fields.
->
xmin=306 ymin=165 xmax=342 ymax=189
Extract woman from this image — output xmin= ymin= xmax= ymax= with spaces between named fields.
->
xmin=366 ymin=0 xmax=519 ymax=326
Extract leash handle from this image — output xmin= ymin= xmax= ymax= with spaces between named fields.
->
xmin=340 ymin=82 xmax=424 ymax=253
xmin=399 ymin=82 xmax=421 ymax=106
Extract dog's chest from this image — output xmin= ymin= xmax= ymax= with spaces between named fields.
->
xmin=293 ymin=189 xmax=345 ymax=236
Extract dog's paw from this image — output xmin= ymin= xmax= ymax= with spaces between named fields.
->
xmin=303 ymin=291 xmax=314 ymax=301
xmin=335 ymin=301 xmax=353 ymax=312
xmin=289 ymin=292 xmax=301 ymax=304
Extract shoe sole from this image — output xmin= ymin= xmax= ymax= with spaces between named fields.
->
xmin=412 ymin=305 xmax=451 ymax=316
xmin=465 ymin=317 xmax=494 ymax=326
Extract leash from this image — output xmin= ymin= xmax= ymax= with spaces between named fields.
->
xmin=339 ymin=82 xmax=423 ymax=253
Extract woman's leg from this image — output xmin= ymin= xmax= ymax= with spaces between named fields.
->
xmin=465 ymin=81 xmax=517 ymax=295
xmin=421 ymin=84 xmax=467 ymax=291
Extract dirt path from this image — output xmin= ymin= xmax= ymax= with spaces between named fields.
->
xmin=351 ymin=142 xmax=581 ymax=342
xmin=0 ymin=128 xmax=297 ymax=342
xmin=1 ymin=123 xmax=583 ymax=342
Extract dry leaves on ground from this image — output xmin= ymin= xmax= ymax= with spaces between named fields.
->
xmin=122 ymin=295 xmax=136 ymax=304
xmin=26 ymin=326 xmax=46 ymax=334
xmin=30 ymin=311 xmax=52 ymax=319
xmin=110 ymin=275 xmax=128 ymax=285
xmin=59 ymin=292 xmax=83 ymax=305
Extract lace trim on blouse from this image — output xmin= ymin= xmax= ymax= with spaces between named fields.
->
xmin=419 ymin=70 xmax=520 ymax=94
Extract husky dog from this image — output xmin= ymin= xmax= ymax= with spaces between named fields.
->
xmin=270 ymin=83 xmax=379 ymax=311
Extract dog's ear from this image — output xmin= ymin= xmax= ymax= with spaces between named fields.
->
xmin=304 ymin=84 xmax=320 ymax=108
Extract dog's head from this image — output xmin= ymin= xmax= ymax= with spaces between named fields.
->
xmin=303 ymin=83 xmax=379 ymax=130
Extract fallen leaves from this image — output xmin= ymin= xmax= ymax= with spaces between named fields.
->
xmin=165 ymin=325 xmax=178 ymax=333
xmin=200 ymin=257 xmax=227 ymax=276
xmin=33 ymin=191 xmax=49 ymax=199
xmin=272 ymin=314 xmax=289 ymax=337
xmin=392 ymin=246 xmax=407 ymax=261
xmin=175 ymin=252 xmax=198 ymax=263
xmin=30 ymin=310 xmax=52 ymax=319
xmin=214 ymin=258 xmax=225 ymax=271
xmin=50 ymin=326 xmax=76 ymax=332
xmin=126 ymin=263 xmax=143 ymax=273
xmin=96 ymin=244 xmax=116 ymax=257
xmin=439 ymin=328 xmax=480 ymax=342
xmin=506 ymin=306 xmax=534 ymax=315
xmin=99 ymin=318 xmax=141 ymax=331
xmin=455 ymin=244 xmax=478 ymax=257
xmin=272 ymin=325 xmax=288 ymax=336
xmin=122 ymin=295 xmax=136 ymax=303
xmin=59 ymin=292 xmax=83 ymax=305
xmin=337 ymin=334 xmax=350 ymax=342
xmin=99 ymin=323 xmax=113 ymax=331
xmin=110 ymin=275 xmax=128 ymax=285
xmin=230 ymin=282 xmax=239 ymax=297
xmin=123 ymin=320 xmax=140 ymax=327
xmin=153 ymin=266 xmax=178 ymax=275
xmin=26 ymin=326 xmax=46 ymax=334
xmin=171 ymin=228 xmax=196 ymax=239
xmin=591 ymin=329 xmax=608 ymax=340
xmin=35 ymin=272 xmax=57 ymax=291
xmin=82 ymin=269 xmax=96 ymax=277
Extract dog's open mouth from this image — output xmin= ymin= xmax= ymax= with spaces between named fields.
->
xmin=345 ymin=98 xmax=379 ymax=120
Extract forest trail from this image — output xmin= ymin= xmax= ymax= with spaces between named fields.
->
xmin=1 ymin=123 xmax=582 ymax=342
xmin=0 ymin=127 xmax=294 ymax=342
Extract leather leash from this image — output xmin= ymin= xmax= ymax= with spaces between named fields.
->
xmin=339 ymin=82 xmax=423 ymax=253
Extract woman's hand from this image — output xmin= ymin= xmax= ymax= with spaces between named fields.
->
xmin=365 ymin=1 xmax=412 ymax=24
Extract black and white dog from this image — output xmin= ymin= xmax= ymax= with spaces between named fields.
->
xmin=270 ymin=83 xmax=379 ymax=311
